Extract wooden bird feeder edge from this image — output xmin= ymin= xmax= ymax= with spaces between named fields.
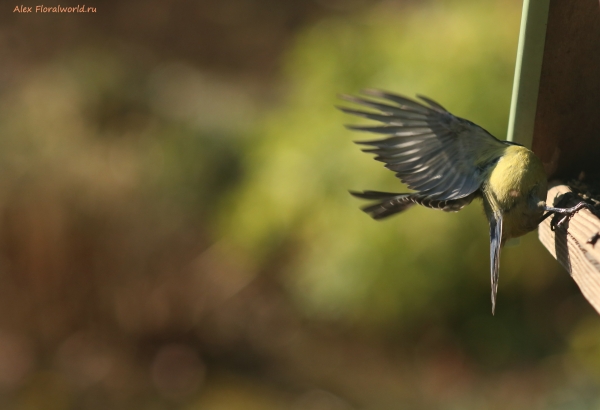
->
xmin=538 ymin=183 xmax=600 ymax=314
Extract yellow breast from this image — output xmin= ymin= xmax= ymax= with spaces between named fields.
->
xmin=484 ymin=145 xmax=547 ymax=240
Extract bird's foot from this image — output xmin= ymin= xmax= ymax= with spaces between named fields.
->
xmin=542 ymin=201 xmax=597 ymax=231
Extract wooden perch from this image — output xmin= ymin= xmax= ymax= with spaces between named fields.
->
xmin=538 ymin=183 xmax=600 ymax=314
xmin=509 ymin=1 xmax=600 ymax=314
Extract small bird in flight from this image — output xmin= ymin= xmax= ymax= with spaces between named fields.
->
xmin=340 ymin=89 xmax=592 ymax=314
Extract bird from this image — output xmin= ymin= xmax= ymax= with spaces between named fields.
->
xmin=340 ymin=89 xmax=592 ymax=314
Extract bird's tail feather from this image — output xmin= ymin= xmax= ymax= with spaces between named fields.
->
xmin=489 ymin=212 xmax=503 ymax=315
xmin=349 ymin=190 xmax=416 ymax=219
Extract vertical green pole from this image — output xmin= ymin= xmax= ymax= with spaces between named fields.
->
xmin=506 ymin=0 xmax=550 ymax=147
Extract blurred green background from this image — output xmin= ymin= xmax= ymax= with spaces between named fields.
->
xmin=2 ymin=0 xmax=600 ymax=409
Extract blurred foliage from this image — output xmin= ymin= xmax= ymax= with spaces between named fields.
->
xmin=1 ymin=0 xmax=600 ymax=409
xmin=218 ymin=0 xmax=564 ymax=330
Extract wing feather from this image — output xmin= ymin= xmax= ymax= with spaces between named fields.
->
xmin=341 ymin=90 xmax=507 ymax=201
xmin=347 ymin=125 xmax=434 ymax=135
xmin=416 ymin=94 xmax=448 ymax=112
xmin=364 ymin=89 xmax=434 ymax=114
xmin=356 ymin=133 xmax=438 ymax=148
xmin=340 ymin=95 xmax=428 ymax=119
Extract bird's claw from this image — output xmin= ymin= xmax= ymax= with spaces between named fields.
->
xmin=550 ymin=214 xmax=569 ymax=231
xmin=546 ymin=201 xmax=597 ymax=231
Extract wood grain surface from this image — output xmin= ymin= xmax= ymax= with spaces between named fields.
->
xmin=539 ymin=183 xmax=600 ymax=314
xmin=532 ymin=0 xmax=600 ymax=179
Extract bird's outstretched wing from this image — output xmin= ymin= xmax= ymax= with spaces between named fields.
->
xmin=339 ymin=89 xmax=508 ymax=201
